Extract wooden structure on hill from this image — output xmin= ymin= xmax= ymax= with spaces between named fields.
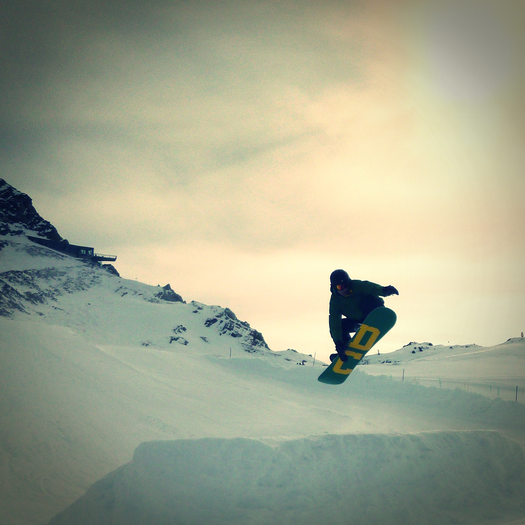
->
xmin=27 ymin=236 xmax=117 ymax=262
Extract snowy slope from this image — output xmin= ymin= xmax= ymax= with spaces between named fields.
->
xmin=1 ymin=180 xmax=525 ymax=525
xmin=3 ymin=310 xmax=525 ymax=525
xmin=0 ymin=235 xmax=278 ymax=358
xmin=361 ymin=340 xmax=525 ymax=402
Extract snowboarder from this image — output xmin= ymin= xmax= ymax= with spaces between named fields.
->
xmin=329 ymin=269 xmax=398 ymax=362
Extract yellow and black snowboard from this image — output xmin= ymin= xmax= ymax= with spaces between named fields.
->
xmin=318 ymin=307 xmax=397 ymax=385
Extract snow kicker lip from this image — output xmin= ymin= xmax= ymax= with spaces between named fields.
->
xmin=46 ymin=432 xmax=525 ymax=525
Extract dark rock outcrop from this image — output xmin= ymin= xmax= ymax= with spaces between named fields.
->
xmin=0 ymin=178 xmax=62 ymax=240
xmin=155 ymin=284 xmax=183 ymax=303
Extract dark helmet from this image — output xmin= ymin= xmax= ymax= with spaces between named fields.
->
xmin=330 ymin=269 xmax=351 ymax=286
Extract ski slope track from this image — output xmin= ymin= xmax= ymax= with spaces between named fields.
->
xmin=1 ymin=179 xmax=525 ymax=525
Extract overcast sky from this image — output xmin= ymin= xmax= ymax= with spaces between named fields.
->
xmin=2 ymin=0 xmax=524 ymax=361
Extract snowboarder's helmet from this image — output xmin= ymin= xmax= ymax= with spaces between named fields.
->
xmin=330 ymin=269 xmax=351 ymax=286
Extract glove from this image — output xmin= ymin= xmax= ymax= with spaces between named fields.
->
xmin=383 ymin=285 xmax=399 ymax=296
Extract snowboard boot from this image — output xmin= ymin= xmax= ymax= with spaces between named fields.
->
xmin=336 ymin=347 xmax=348 ymax=362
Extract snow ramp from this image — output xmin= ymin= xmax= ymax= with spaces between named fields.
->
xmin=46 ymin=431 xmax=525 ymax=525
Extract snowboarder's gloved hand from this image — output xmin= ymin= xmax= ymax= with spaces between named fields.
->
xmin=383 ymin=285 xmax=399 ymax=296
xmin=335 ymin=341 xmax=348 ymax=362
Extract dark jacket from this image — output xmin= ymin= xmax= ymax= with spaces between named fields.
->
xmin=329 ymin=279 xmax=385 ymax=343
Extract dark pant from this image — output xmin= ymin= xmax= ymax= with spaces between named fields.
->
xmin=341 ymin=295 xmax=384 ymax=343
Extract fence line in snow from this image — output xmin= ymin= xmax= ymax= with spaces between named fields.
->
xmin=394 ymin=372 xmax=524 ymax=403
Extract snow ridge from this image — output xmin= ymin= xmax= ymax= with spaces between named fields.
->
xmin=46 ymin=432 xmax=525 ymax=525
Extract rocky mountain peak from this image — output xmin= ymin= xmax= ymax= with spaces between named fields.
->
xmin=0 ymin=178 xmax=62 ymax=240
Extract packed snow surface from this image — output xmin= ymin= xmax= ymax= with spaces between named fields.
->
xmin=1 ymin=235 xmax=525 ymax=525
xmin=47 ymin=433 xmax=525 ymax=525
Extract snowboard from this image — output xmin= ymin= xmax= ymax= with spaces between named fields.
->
xmin=318 ymin=307 xmax=397 ymax=385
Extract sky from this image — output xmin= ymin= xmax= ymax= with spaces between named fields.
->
xmin=1 ymin=0 xmax=524 ymax=361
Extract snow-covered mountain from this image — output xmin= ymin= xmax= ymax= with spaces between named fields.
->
xmin=0 ymin=233 xmax=275 ymax=358
xmin=0 ymin=178 xmax=61 ymax=240
xmin=1 ymin=179 xmax=525 ymax=525
xmin=0 ymin=178 xmax=286 ymax=360
xmin=364 ymin=340 xmax=517 ymax=366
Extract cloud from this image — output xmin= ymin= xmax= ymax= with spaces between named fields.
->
xmin=1 ymin=0 xmax=410 ymax=247
xmin=2 ymin=0 xmax=524 ymax=358
xmin=416 ymin=0 xmax=521 ymax=101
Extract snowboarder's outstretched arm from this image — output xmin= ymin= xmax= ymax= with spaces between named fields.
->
xmin=382 ymin=285 xmax=399 ymax=296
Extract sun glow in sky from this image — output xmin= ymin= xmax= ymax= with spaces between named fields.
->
xmin=2 ymin=0 xmax=524 ymax=362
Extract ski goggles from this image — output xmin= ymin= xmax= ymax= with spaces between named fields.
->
xmin=336 ymin=283 xmax=349 ymax=290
